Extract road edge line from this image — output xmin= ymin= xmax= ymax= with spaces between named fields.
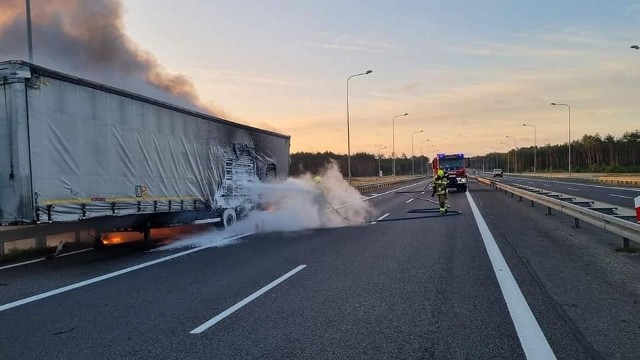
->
xmin=465 ymin=191 xmax=556 ymax=360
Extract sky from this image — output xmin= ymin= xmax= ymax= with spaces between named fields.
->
xmin=9 ymin=1 xmax=640 ymax=158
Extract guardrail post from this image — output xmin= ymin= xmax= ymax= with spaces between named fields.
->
xmin=623 ymin=237 xmax=630 ymax=249
xmin=574 ymin=218 xmax=580 ymax=228
xmin=511 ymin=192 xmax=514 ymax=198
xmin=519 ymin=196 xmax=523 ymax=202
xmin=35 ymin=235 xmax=46 ymax=249
xmin=530 ymin=200 xmax=535 ymax=207
xmin=547 ymin=207 xmax=552 ymax=215
xmin=0 ymin=243 xmax=4 ymax=256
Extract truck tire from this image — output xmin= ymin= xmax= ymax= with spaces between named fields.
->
xmin=143 ymin=222 xmax=152 ymax=249
xmin=459 ymin=185 xmax=467 ymax=192
xmin=222 ymin=209 xmax=236 ymax=229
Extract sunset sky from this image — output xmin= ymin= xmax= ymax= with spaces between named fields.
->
xmin=11 ymin=1 xmax=640 ymax=158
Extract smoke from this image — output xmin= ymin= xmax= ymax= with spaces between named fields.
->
xmin=244 ymin=161 xmax=376 ymax=233
xmin=0 ymin=0 xmax=225 ymax=116
xmin=157 ymin=161 xmax=377 ymax=250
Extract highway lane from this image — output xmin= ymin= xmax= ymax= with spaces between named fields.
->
xmin=2 ymin=179 xmax=637 ymax=359
xmin=497 ymin=175 xmax=639 ymax=209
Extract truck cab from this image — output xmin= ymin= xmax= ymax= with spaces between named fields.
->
xmin=432 ymin=153 xmax=468 ymax=192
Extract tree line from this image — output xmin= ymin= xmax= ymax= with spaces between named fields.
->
xmin=470 ymin=130 xmax=640 ymax=173
xmin=289 ymin=152 xmax=432 ymax=177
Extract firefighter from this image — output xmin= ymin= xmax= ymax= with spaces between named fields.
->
xmin=431 ymin=169 xmax=449 ymax=214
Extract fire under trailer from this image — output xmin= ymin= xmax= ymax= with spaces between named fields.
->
xmin=0 ymin=60 xmax=290 ymax=250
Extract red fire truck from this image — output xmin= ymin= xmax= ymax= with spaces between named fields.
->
xmin=431 ymin=153 xmax=468 ymax=192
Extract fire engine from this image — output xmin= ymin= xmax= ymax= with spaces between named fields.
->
xmin=431 ymin=153 xmax=468 ymax=192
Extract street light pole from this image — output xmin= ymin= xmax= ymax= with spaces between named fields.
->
xmin=346 ymin=70 xmax=372 ymax=183
xmin=506 ymin=135 xmax=517 ymax=173
xmin=25 ymin=0 xmax=33 ymax=62
xmin=411 ymin=130 xmax=423 ymax=177
xmin=500 ymin=142 xmax=508 ymax=173
xmin=420 ymin=140 xmax=430 ymax=175
xmin=392 ymin=112 xmax=408 ymax=179
xmin=523 ymin=123 xmax=537 ymax=173
xmin=551 ymin=102 xmax=571 ymax=176
xmin=376 ymin=144 xmax=387 ymax=177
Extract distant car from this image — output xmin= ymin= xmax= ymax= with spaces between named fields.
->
xmin=492 ymin=169 xmax=503 ymax=177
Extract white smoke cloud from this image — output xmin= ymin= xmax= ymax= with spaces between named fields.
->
xmin=158 ymin=161 xmax=377 ymax=249
xmin=242 ymin=161 xmax=377 ymax=233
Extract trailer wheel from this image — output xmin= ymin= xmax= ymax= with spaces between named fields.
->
xmin=222 ymin=209 xmax=236 ymax=229
xmin=143 ymin=222 xmax=153 ymax=249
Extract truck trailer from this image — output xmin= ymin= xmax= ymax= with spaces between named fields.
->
xmin=0 ymin=60 xmax=290 ymax=246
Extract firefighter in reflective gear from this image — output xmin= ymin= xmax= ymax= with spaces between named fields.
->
xmin=431 ymin=169 xmax=449 ymax=214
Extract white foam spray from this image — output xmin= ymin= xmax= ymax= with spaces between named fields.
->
xmin=243 ymin=161 xmax=377 ymax=233
xmin=159 ymin=161 xmax=376 ymax=249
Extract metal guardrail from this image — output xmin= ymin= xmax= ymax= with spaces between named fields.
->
xmin=355 ymin=176 xmax=427 ymax=193
xmin=472 ymin=175 xmax=640 ymax=248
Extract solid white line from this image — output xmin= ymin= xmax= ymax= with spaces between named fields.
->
xmin=377 ymin=213 xmax=390 ymax=221
xmin=331 ymin=180 xmax=427 ymax=210
xmin=465 ymin=191 xmax=556 ymax=360
xmin=370 ymin=213 xmax=390 ymax=224
xmin=0 ymin=258 xmax=44 ymax=270
xmin=567 ymin=188 xmax=580 ymax=191
xmin=190 ymin=264 xmax=306 ymax=334
xmin=609 ymin=194 xmax=633 ymax=199
xmin=406 ymin=198 xmax=414 ymax=204
xmin=0 ymin=248 xmax=95 ymax=271
xmin=57 ymin=248 xmax=95 ymax=258
xmin=0 ymin=232 xmax=253 ymax=313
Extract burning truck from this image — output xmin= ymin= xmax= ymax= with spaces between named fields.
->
xmin=0 ymin=60 xmax=290 ymax=247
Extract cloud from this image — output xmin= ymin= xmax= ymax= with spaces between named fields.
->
xmin=309 ymin=33 xmax=397 ymax=53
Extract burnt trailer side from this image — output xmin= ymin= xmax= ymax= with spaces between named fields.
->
xmin=0 ymin=61 xmax=290 ymax=241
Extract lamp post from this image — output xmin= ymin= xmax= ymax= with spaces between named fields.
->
xmin=392 ymin=112 xmax=409 ymax=179
xmin=25 ymin=0 xmax=33 ymax=62
xmin=376 ymin=144 xmax=387 ymax=177
xmin=499 ymin=142 xmax=508 ymax=173
xmin=523 ymin=123 xmax=537 ymax=173
xmin=506 ymin=135 xmax=517 ymax=173
xmin=551 ymin=102 xmax=571 ymax=175
xmin=411 ymin=130 xmax=423 ymax=176
xmin=420 ymin=140 xmax=430 ymax=175
xmin=346 ymin=70 xmax=372 ymax=183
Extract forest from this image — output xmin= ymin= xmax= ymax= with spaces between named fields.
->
xmin=471 ymin=130 xmax=640 ymax=173
xmin=289 ymin=130 xmax=640 ymax=176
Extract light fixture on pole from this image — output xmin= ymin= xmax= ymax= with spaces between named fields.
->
xmin=631 ymin=45 xmax=639 ymax=50
xmin=551 ymin=102 xmax=571 ymax=176
xmin=523 ymin=123 xmax=537 ymax=173
xmin=506 ymin=135 xmax=517 ymax=173
xmin=346 ymin=70 xmax=372 ymax=184
xmin=376 ymin=144 xmax=387 ymax=177
xmin=391 ymin=112 xmax=409 ymax=179
xmin=411 ymin=130 xmax=423 ymax=177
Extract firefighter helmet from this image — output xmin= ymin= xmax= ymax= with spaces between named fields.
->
xmin=437 ymin=169 xmax=444 ymax=177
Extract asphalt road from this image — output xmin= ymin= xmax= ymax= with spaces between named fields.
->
xmin=1 ymin=179 xmax=639 ymax=359
xmin=494 ymin=174 xmax=640 ymax=209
